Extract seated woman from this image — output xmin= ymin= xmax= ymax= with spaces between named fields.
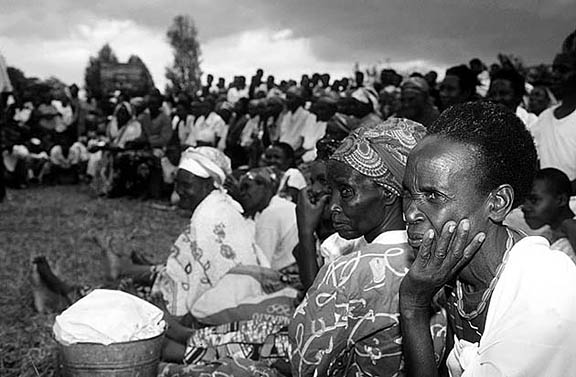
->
xmin=292 ymin=137 xmax=360 ymax=292
xmin=260 ymin=142 xmax=307 ymax=203
xmin=32 ymin=147 xmax=297 ymax=375
xmin=90 ymin=101 xmax=148 ymax=196
xmin=44 ymin=135 xmax=88 ymax=185
xmin=399 ymin=102 xmax=576 ymax=377
xmin=238 ymin=166 xmax=299 ymax=273
xmin=99 ymin=147 xmax=297 ymax=361
xmin=289 ymin=118 xmax=445 ymax=376
xmin=522 ymin=167 xmax=576 ymax=263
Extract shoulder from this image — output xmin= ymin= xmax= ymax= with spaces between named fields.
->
xmin=319 ymin=241 xmax=412 ymax=286
xmin=194 ymin=191 xmax=245 ymax=222
xmin=503 ymin=236 xmax=576 ymax=292
xmin=258 ymin=197 xmax=296 ymax=229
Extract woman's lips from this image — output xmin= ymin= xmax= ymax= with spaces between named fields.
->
xmin=332 ymin=222 xmax=351 ymax=231
xmin=407 ymin=232 xmax=424 ymax=248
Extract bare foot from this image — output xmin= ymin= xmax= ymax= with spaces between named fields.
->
xmin=30 ymin=256 xmax=70 ymax=313
xmin=92 ymin=234 xmax=123 ymax=280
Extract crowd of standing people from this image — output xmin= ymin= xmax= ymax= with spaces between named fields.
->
xmin=9 ymin=26 xmax=576 ymax=377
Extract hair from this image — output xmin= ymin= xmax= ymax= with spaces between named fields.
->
xmin=271 ymin=142 xmax=295 ymax=166
xmin=245 ymin=166 xmax=282 ymax=193
xmin=428 ymin=101 xmax=537 ymax=208
xmin=490 ymin=68 xmax=526 ymax=97
xmin=561 ymin=28 xmax=576 ymax=54
xmin=535 ymin=168 xmax=573 ymax=197
xmin=316 ymin=137 xmax=343 ymax=161
xmin=445 ymin=65 xmax=479 ymax=95
xmin=469 ymin=58 xmax=483 ymax=68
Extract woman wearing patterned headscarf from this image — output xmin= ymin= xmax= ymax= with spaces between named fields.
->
xmin=289 ymin=118 xmax=445 ymax=377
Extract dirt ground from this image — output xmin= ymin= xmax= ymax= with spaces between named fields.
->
xmin=0 ymin=185 xmax=185 ymax=376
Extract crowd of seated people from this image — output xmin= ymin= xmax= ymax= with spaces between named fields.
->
xmin=3 ymin=51 xmax=565 ymax=202
xmin=14 ymin=26 xmax=576 ymax=377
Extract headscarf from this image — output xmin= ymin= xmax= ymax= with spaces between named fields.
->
xmin=351 ymin=87 xmax=380 ymax=114
xmin=327 ymin=113 xmax=358 ymax=135
xmin=315 ymin=137 xmax=343 ymax=161
xmin=114 ymin=101 xmax=132 ymax=117
xmin=216 ymin=101 xmax=235 ymax=112
xmin=243 ymin=166 xmax=282 ymax=193
xmin=401 ymin=77 xmax=430 ymax=95
xmin=317 ymin=91 xmax=340 ymax=105
xmin=330 ymin=118 xmax=426 ymax=196
xmin=178 ymin=147 xmax=232 ymax=188
xmin=286 ymin=85 xmax=306 ymax=98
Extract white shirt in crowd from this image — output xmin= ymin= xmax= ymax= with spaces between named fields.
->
xmin=515 ymin=106 xmax=538 ymax=130
xmin=185 ymin=112 xmax=226 ymax=149
xmin=447 ymin=236 xmax=576 ymax=377
xmin=301 ymin=115 xmax=327 ymax=162
xmin=173 ymin=114 xmax=196 ymax=146
xmin=240 ymin=115 xmax=260 ymax=148
xmin=254 ymin=195 xmax=299 ymax=270
xmin=227 ymin=87 xmax=249 ymax=104
xmin=531 ymin=104 xmax=576 ymax=180
xmin=278 ymin=106 xmax=316 ymax=151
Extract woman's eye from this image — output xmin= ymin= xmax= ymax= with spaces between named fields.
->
xmin=424 ymin=192 xmax=438 ymax=201
xmin=340 ymin=187 xmax=354 ymax=199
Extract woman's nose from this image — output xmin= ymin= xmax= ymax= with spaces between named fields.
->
xmin=403 ymin=198 xmax=421 ymax=224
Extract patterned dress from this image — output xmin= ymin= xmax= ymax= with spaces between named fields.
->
xmin=292 ymin=231 xmax=403 ymax=376
xmin=152 ymin=189 xmax=267 ymax=317
xmin=289 ymin=230 xmax=445 ymax=377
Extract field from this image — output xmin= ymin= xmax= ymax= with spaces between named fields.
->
xmin=0 ymin=185 xmax=185 ymax=377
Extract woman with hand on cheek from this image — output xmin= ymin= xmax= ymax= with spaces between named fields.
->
xmin=289 ymin=118 xmax=442 ymax=377
xmin=400 ymin=102 xmax=576 ymax=377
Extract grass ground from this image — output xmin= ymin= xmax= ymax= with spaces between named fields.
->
xmin=0 ymin=184 xmax=185 ymax=376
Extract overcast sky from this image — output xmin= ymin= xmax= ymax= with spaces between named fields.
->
xmin=1 ymin=0 xmax=574 ymax=89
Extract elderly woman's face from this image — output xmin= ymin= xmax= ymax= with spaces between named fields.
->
xmin=175 ymin=169 xmax=213 ymax=211
xmin=402 ymin=136 xmax=489 ymax=251
xmin=308 ymin=161 xmax=332 ymax=220
xmin=239 ymin=175 xmax=271 ymax=217
xmin=327 ymin=160 xmax=388 ymax=241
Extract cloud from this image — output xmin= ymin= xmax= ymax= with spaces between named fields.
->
xmin=1 ymin=0 xmax=575 ymax=89
xmin=1 ymin=18 xmax=171 ymax=88
xmin=201 ymin=28 xmax=352 ymax=83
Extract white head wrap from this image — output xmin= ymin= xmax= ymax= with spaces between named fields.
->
xmin=178 ymin=147 xmax=231 ymax=188
xmin=351 ymin=87 xmax=380 ymax=114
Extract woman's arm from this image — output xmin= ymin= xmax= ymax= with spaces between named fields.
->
xmin=227 ymin=265 xmax=286 ymax=294
xmin=400 ymin=301 xmax=438 ymax=377
xmin=399 ymin=220 xmax=484 ymax=376
xmin=293 ymin=189 xmax=329 ymax=291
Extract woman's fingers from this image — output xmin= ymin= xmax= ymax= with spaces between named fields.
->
xmin=452 ymin=231 xmax=486 ymax=272
xmin=432 ymin=221 xmax=457 ymax=260
xmin=447 ymin=219 xmax=470 ymax=262
xmin=416 ymin=229 xmax=435 ymax=265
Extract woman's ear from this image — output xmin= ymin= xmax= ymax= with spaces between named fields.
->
xmin=557 ymin=193 xmax=569 ymax=207
xmin=488 ymin=184 xmax=514 ymax=223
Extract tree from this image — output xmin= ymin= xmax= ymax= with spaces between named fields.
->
xmin=84 ymin=43 xmax=119 ymax=100
xmin=165 ymin=15 xmax=202 ymax=97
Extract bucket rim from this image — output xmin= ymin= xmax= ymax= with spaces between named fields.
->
xmin=57 ymin=330 xmax=165 ymax=348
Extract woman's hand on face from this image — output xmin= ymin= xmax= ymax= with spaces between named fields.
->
xmin=400 ymin=219 xmax=486 ymax=308
xmin=296 ymin=188 xmax=330 ymax=236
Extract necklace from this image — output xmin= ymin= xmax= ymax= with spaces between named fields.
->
xmin=456 ymin=228 xmax=514 ymax=320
